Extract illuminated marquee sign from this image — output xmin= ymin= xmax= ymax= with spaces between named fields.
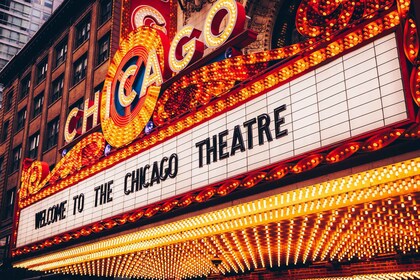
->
xmin=13 ymin=0 xmax=420 ymax=257
xmin=16 ymin=32 xmax=410 ymax=247
xmin=65 ymin=0 xmax=245 ymax=145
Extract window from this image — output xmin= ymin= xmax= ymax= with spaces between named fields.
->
xmin=28 ymin=132 xmax=40 ymax=159
xmin=44 ymin=0 xmax=53 ymax=8
xmin=73 ymin=54 xmax=87 ymax=85
xmin=23 ymin=19 xmax=30 ymax=29
xmin=36 ymin=58 xmax=48 ymax=84
xmin=10 ymin=145 xmax=21 ymax=173
xmin=50 ymin=75 xmax=64 ymax=104
xmin=20 ymin=75 xmax=30 ymax=100
xmin=16 ymin=107 xmax=27 ymax=131
xmin=45 ymin=118 xmax=59 ymax=150
xmin=5 ymin=91 xmax=12 ymax=111
xmin=97 ymin=33 xmax=110 ymax=65
xmin=0 ymin=236 xmax=10 ymax=267
xmin=0 ymin=157 xmax=3 ymax=176
xmin=75 ymin=16 xmax=90 ymax=48
xmin=11 ymin=2 xmax=24 ymax=13
xmin=4 ymin=188 xmax=15 ymax=219
xmin=32 ymin=9 xmax=41 ymax=18
xmin=1 ymin=120 xmax=9 ymax=142
xmin=32 ymin=93 xmax=44 ymax=118
xmin=0 ymin=29 xmax=27 ymax=44
xmin=99 ymin=0 xmax=112 ymax=25
xmin=55 ymin=38 xmax=67 ymax=67
xmin=30 ymin=22 xmax=39 ymax=32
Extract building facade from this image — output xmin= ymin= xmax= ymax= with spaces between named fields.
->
xmin=0 ymin=0 xmax=114 ymax=272
xmin=0 ymin=0 xmax=420 ymax=279
xmin=0 ymin=0 xmax=64 ymax=71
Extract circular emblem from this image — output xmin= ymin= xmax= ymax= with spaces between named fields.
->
xmin=100 ymin=26 xmax=169 ymax=148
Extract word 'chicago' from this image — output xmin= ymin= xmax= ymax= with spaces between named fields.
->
xmin=34 ymin=154 xmax=178 ymax=230
xmin=33 ymin=104 xmax=288 ymax=230
xmin=124 ymin=154 xmax=178 ymax=195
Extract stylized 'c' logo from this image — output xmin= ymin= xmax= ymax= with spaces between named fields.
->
xmin=100 ymin=26 xmax=170 ymax=148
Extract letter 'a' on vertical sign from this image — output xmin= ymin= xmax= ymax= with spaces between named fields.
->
xmin=203 ymin=0 xmax=246 ymax=48
xmin=100 ymin=26 xmax=170 ymax=148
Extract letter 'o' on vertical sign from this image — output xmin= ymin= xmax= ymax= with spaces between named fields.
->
xmin=100 ymin=26 xmax=170 ymax=148
xmin=203 ymin=0 xmax=246 ymax=48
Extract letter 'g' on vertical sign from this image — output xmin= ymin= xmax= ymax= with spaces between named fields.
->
xmin=100 ymin=27 xmax=170 ymax=148
xmin=169 ymin=26 xmax=204 ymax=73
xmin=203 ymin=0 xmax=246 ymax=48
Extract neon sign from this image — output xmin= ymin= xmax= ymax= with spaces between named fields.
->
xmin=14 ymin=0 xmax=419 ymax=257
xmin=65 ymin=0 xmax=246 ymax=147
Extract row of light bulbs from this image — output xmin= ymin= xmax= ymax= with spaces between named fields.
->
xmin=14 ymin=159 xmax=420 ymax=279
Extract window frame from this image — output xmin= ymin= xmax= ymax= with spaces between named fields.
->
xmin=99 ymin=0 xmax=112 ymax=26
xmin=16 ymin=107 xmax=27 ymax=131
xmin=0 ymin=235 xmax=11 ymax=267
xmin=4 ymin=91 xmax=13 ymax=112
xmin=97 ymin=33 xmax=110 ymax=65
xmin=50 ymin=75 xmax=64 ymax=104
xmin=19 ymin=75 xmax=30 ymax=100
xmin=10 ymin=145 xmax=22 ymax=173
xmin=36 ymin=57 xmax=48 ymax=84
xmin=55 ymin=37 xmax=68 ymax=67
xmin=32 ymin=92 xmax=44 ymax=118
xmin=1 ymin=120 xmax=9 ymax=143
xmin=75 ymin=15 xmax=91 ymax=48
xmin=28 ymin=132 xmax=40 ymax=159
xmin=73 ymin=54 xmax=88 ymax=85
xmin=0 ymin=156 xmax=4 ymax=176
xmin=45 ymin=117 xmax=59 ymax=150
xmin=3 ymin=188 xmax=16 ymax=219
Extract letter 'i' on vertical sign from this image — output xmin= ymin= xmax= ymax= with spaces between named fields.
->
xmin=100 ymin=27 xmax=170 ymax=148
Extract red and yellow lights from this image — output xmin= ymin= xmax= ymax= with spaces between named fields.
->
xmin=404 ymin=18 xmax=419 ymax=64
xmin=326 ymin=143 xmax=360 ymax=164
xmin=404 ymin=16 xmax=420 ymax=107
xmin=19 ymin=133 xmax=106 ymax=206
xmin=168 ymin=25 xmax=203 ymax=72
xmin=15 ymin=121 xmax=416 ymax=257
xmin=13 ymin=159 xmax=420 ymax=279
xmin=100 ymin=26 xmax=169 ymax=148
xmin=202 ymin=0 xmax=245 ymax=48
xmin=64 ymin=91 xmax=100 ymax=143
xmin=17 ymin=2 xmax=413 ymax=232
xmin=14 ymin=0 xmax=420 ymax=262
xmin=131 ymin=5 xmax=167 ymax=34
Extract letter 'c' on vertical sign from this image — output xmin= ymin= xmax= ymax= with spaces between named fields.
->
xmin=203 ymin=0 xmax=246 ymax=48
xmin=100 ymin=26 xmax=170 ymax=148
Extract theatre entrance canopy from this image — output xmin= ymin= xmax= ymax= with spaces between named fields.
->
xmin=11 ymin=0 xmax=420 ymax=279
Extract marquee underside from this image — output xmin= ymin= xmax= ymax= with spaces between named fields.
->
xmin=13 ymin=157 xmax=420 ymax=279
